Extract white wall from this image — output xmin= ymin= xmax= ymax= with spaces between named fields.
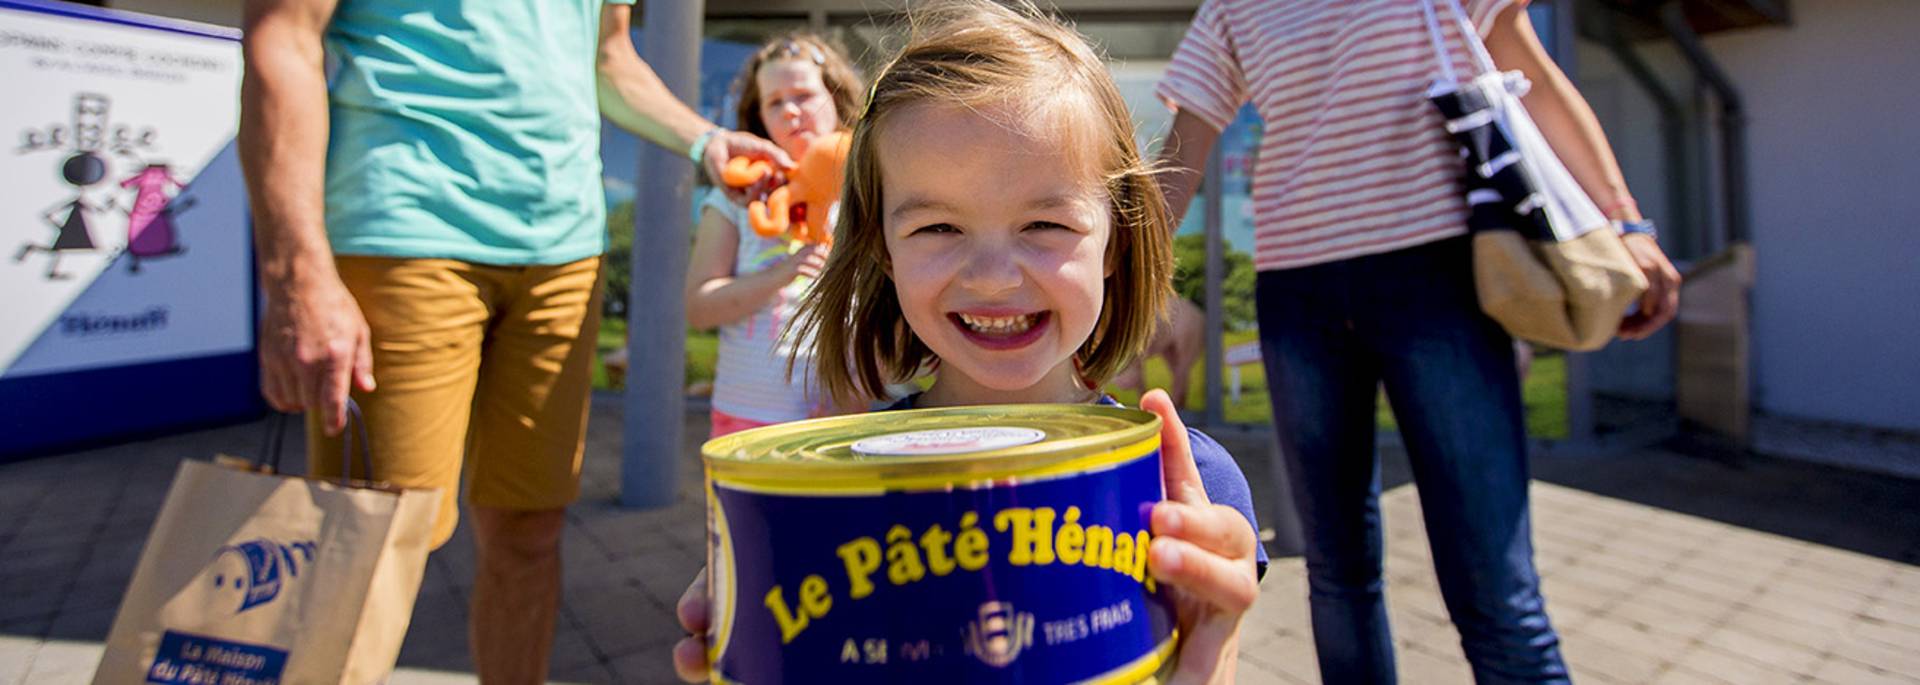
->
xmin=1579 ymin=0 xmax=1920 ymax=433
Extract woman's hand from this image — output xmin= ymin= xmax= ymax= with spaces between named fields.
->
xmin=672 ymin=568 xmax=712 ymax=682
xmin=1618 ymin=233 xmax=1681 ymax=340
xmin=1140 ymin=389 xmax=1260 ymax=684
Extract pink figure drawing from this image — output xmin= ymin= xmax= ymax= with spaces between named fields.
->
xmin=119 ymin=162 xmax=190 ymax=272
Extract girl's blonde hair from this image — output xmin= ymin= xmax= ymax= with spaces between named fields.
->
xmin=790 ymin=0 xmax=1175 ymax=401
xmin=731 ymin=32 xmax=864 ymax=141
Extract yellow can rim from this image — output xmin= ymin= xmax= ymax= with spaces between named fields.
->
xmin=702 ymin=404 xmax=1162 ymax=490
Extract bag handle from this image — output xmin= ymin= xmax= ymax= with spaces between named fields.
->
xmin=1419 ymin=0 xmax=1501 ymax=83
xmin=255 ymin=399 xmax=375 ymax=486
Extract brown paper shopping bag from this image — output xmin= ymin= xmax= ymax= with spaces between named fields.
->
xmin=92 ymin=403 xmax=438 ymax=685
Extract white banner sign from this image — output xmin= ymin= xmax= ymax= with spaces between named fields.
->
xmin=0 ymin=1 xmax=249 ymax=378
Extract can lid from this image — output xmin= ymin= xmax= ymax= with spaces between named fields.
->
xmin=701 ymin=404 xmax=1160 ymax=489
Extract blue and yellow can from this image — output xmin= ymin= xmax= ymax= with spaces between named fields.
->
xmin=701 ymin=404 xmax=1177 ymax=684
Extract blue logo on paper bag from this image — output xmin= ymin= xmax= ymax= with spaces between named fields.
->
xmin=147 ymin=630 xmax=287 ymax=684
xmin=209 ymin=539 xmax=315 ymax=613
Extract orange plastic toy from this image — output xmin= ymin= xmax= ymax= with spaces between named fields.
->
xmin=720 ymin=130 xmax=850 ymax=245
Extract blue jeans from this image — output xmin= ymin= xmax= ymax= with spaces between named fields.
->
xmin=1256 ymin=237 xmax=1568 ymax=684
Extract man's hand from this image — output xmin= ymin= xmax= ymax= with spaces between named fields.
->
xmin=1618 ymin=233 xmax=1681 ymax=340
xmin=259 ymin=274 xmax=374 ymax=435
xmin=1141 ymin=389 xmax=1259 ymax=684
xmin=704 ymin=130 xmax=793 ymax=205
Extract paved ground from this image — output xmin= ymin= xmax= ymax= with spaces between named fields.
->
xmin=2 ymin=392 xmax=1916 ymax=684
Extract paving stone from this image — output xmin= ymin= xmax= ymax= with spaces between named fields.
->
xmin=18 ymin=638 xmax=105 ymax=685
xmin=1697 ymin=624 xmax=1824 ymax=677
xmin=1670 ymin=643 xmax=1804 ymax=685
xmin=1560 ymin=630 xmax=1666 ymax=684
xmin=44 ymin=605 xmax=116 ymax=643
xmin=1239 ymin=631 xmax=1320 ymax=685
xmin=547 ymin=624 xmax=605 ymax=673
xmin=1574 ymin=614 xmax=1694 ymax=665
xmin=0 ymin=582 xmax=66 ymax=623
xmin=1538 ymin=574 xmax=1620 ymax=614
xmin=1862 ymin=597 xmax=1920 ymax=631
xmin=1649 ymin=664 xmax=1738 ymax=685
xmin=1793 ymin=546 xmax=1899 ymax=584
xmin=394 ymin=590 xmax=472 ymax=673
xmin=1761 ymin=573 xmax=1877 ymax=615
xmin=1843 ymin=616 xmax=1920 ymax=659
xmin=623 ymin=547 xmax=707 ymax=613
xmin=546 ymin=657 xmax=614 ymax=685
xmin=1808 ymin=655 xmax=1919 ymax=685
xmin=0 ymin=614 xmax=52 ymax=642
xmin=1635 ymin=582 xmax=1743 ymax=622
xmin=1395 ymin=642 xmax=1475 ymax=685
xmin=1658 ymin=564 xmax=1766 ymax=605
xmin=0 ymin=635 xmax=36 ymax=685
xmin=1719 ymin=605 xmax=1841 ymax=654
xmin=607 ymin=641 xmax=684 ymax=685
xmin=1555 ymin=561 xmax=1650 ymax=596
xmin=1775 ymin=560 xmax=1894 ymax=600
xmin=1829 ymin=627 xmax=1920 ymax=676
xmin=1603 ymin=595 xmax=1721 ymax=643
xmin=562 ymin=576 xmax=682 ymax=657
xmin=1235 ymin=651 xmax=1316 ymax=685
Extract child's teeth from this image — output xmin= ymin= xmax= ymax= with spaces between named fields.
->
xmin=960 ymin=313 xmax=1035 ymax=333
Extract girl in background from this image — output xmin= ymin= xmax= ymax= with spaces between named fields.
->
xmin=684 ymin=35 xmax=864 ymax=437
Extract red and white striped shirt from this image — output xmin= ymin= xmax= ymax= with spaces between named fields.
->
xmin=1158 ymin=0 xmax=1524 ymax=271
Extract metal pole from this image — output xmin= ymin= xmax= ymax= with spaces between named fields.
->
xmin=623 ymin=0 xmax=703 ymax=509
xmin=1201 ymin=141 xmax=1225 ymax=427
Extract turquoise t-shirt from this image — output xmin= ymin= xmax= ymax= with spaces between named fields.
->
xmin=322 ymin=0 xmax=634 ymax=265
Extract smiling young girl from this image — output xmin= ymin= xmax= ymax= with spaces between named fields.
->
xmin=684 ymin=34 xmax=864 ymax=437
xmin=674 ymin=3 xmax=1266 ymax=681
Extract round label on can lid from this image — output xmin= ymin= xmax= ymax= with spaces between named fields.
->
xmin=850 ymin=426 xmax=1047 ymax=456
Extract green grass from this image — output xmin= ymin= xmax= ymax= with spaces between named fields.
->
xmin=596 ymin=318 xmax=1569 ymax=440
xmin=591 ymin=316 xmax=719 ymax=390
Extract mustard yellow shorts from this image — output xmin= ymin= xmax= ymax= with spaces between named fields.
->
xmin=308 ymin=256 xmax=603 ymax=549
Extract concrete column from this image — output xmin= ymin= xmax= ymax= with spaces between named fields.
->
xmin=623 ymin=0 xmax=704 ymax=509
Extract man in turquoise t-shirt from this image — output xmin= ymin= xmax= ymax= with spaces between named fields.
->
xmin=239 ymin=2 xmax=789 ymax=680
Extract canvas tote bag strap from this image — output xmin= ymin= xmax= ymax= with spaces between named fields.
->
xmin=251 ymin=400 xmax=375 ymax=485
xmin=1419 ymin=0 xmax=1502 ymax=82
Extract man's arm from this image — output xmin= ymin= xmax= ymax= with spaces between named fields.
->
xmin=595 ymin=4 xmax=790 ymax=187
xmin=1483 ymin=5 xmax=1680 ymax=339
xmin=240 ymin=0 xmax=371 ymax=434
xmin=1155 ymin=110 xmax=1224 ymax=233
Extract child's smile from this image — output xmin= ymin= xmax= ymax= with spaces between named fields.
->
xmin=951 ymin=310 xmax=1050 ymax=350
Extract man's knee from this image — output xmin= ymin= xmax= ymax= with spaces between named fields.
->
xmin=473 ymin=506 xmax=566 ymax=561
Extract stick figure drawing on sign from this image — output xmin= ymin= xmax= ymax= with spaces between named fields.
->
xmin=14 ymin=94 xmax=132 ymax=280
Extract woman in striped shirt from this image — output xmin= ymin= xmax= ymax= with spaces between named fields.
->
xmin=1156 ymin=1 xmax=1680 ymax=682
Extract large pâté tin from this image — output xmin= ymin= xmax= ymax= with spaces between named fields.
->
xmin=701 ymin=404 xmax=1177 ymax=684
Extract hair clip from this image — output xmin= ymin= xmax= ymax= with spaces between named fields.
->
xmin=778 ymin=39 xmax=826 ymax=66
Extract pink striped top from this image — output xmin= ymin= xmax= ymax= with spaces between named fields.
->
xmin=1157 ymin=0 xmax=1524 ymax=271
